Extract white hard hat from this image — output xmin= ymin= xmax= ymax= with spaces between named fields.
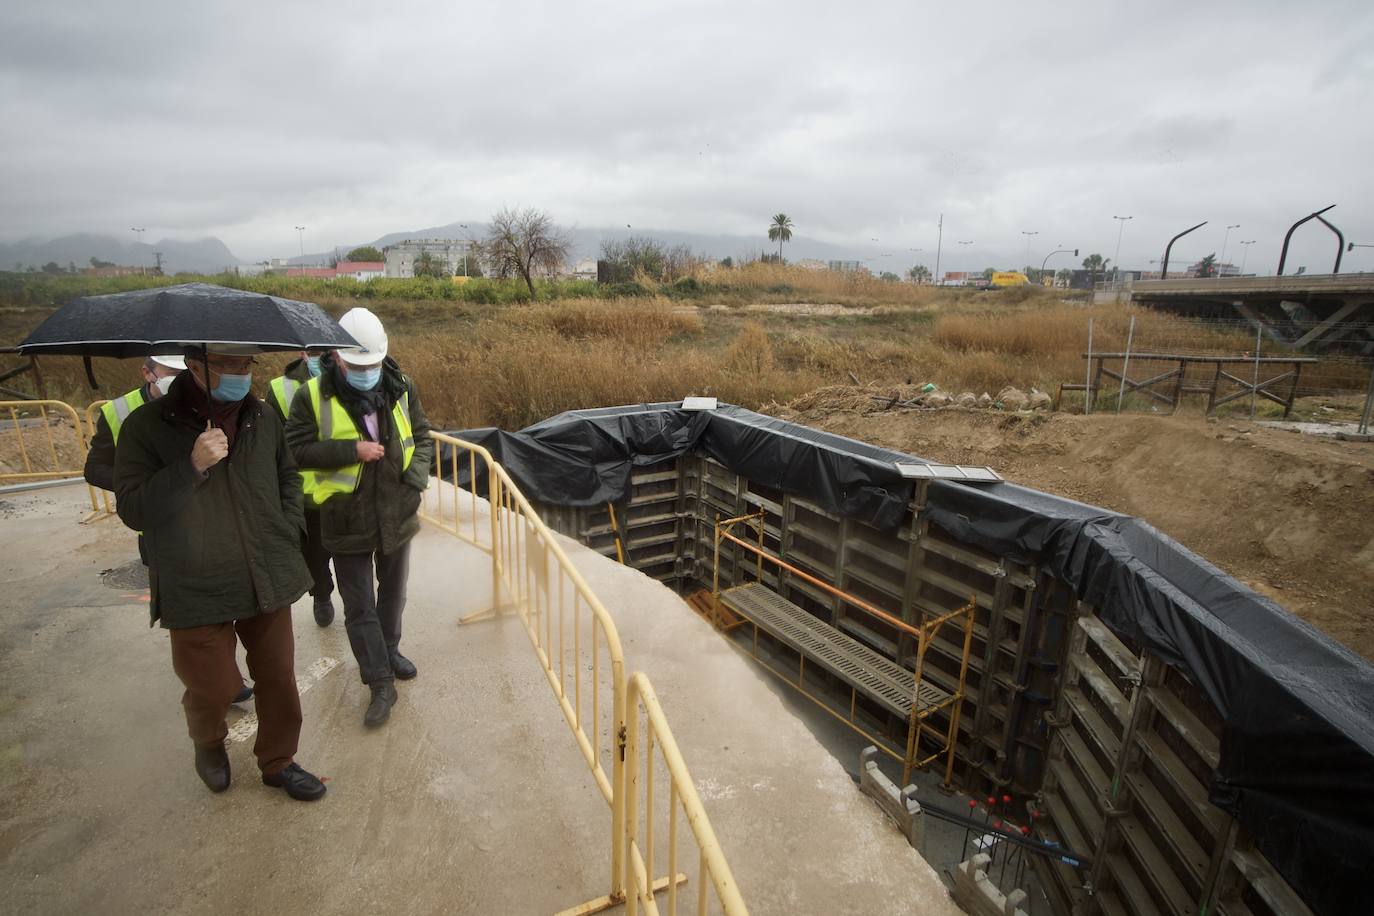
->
xmin=337 ymin=308 xmax=388 ymax=366
xmin=150 ymin=354 xmax=187 ymax=371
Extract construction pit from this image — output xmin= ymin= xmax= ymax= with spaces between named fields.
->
xmin=2 ymin=399 xmax=1372 ymax=916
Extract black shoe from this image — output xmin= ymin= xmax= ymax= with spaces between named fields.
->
xmin=232 ymin=682 xmax=254 ymax=704
xmin=313 ymin=596 xmax=335 ymax=627
xmin=262 ymin=762 xmax=326 ymax=801
xmin=194 ymin=742 xmax=230 ymax=793
xmin=364 ymin=681 xmax=397 ymax=728
xmin=390 ymin=653 xmax=417 ymax=680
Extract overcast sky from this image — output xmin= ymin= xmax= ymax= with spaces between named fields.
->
xmin=3 ymin=0 xmax=1372 ymax=273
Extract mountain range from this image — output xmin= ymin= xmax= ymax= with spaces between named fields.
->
xmin=0 ymin=234 xmax=241 ymax=275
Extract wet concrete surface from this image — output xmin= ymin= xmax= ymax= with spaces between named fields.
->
xmin=1 ymin=481 xmax=962 ymax=915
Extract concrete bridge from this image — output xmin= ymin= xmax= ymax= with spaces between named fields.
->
xmin=1099 ymin=272 xmax=1374 ymax=352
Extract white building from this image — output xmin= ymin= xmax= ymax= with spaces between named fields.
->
xmin=384 ymin=239 xmax=467 ymax=278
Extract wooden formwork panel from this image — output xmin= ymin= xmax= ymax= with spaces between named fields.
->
xmin=1036 ymin=609 xmax=1313 ymax=916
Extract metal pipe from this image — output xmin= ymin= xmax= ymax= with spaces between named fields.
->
xmin=1314 ymin=215 xmax=1345 ymax=274
xmin=1250 ymin=325 xmax=1262 ymax=420
xmin=1084 ymin=318 xmax=1094 ymax=415
xmin=1115 ymin=316 xmax=1136 ymax=414
xmin=1359 ymin=364 xmax=1374 ymax=436
xmin=1161 ymin=221 xmax=1208 ymax=279
xmin=1277 ymin=205 xmax=1335 ymax=275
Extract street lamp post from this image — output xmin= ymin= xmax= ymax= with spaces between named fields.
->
xmin=934 ymin=214 xmax=944 ymax=287
xmin=1219 ymin=224 xmax=1240 ymax=277
xmin=1238 ymin=240 xmax=1257 ymax=276
xmin=1020 ymin=230 xmax=1039 ymax=266
xmin=1111 ymin=216 xmax=1133 ymax=282
xmin=295 ymin=226 xmax=306 ymax=271
xmin=459 ymin=223 xmax=470 ymax=277
xmin=130 ymin=227 xmax=146 ymax=273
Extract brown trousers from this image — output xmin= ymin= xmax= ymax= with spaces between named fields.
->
xmin=168 ymin=607 xmax=301 ymax=776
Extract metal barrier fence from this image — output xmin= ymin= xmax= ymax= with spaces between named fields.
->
xmin=83 ymin=399 xmax=116 ymax=521
xmin=0 ymin=399 xmax=90 ymax=487
xmin=422 ymin=431 xmax=747 ymax=916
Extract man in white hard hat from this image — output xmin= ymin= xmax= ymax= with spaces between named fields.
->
xmin=285 ymin=308 xmax=433 ymax=728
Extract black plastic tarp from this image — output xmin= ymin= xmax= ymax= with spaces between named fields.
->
xmin=441 ymin=401 xmax=1374 ymax=916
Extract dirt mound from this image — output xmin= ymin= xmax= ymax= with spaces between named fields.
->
xmin=773 ymin=399 xmax=1374 ymax=661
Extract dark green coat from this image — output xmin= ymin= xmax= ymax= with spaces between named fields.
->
xmin=284 ymin=354 xmax=434 ymax=556
xmin=114 ymin=373 xmax=312 ymax=628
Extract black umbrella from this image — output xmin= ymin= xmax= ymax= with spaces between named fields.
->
xmin=16 ymin=282 xmax=360 ymax=425
xmin=17 ymin=282 xmax=359 ymax=360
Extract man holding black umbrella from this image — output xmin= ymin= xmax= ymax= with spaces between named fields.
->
xmin=114 ymin=346 xmax=327 ymax=801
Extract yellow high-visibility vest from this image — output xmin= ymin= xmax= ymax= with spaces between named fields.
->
xmin=269 ymin=375 xmax=303 ymax=418
xmin=300 ymin=376 xmax=415 ymax=507
xmin=101 ymin=387 xmax=148 ymax=444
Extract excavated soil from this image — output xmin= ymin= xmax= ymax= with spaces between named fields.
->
xmin=772 ymin=393 xmax=1374 ymax=661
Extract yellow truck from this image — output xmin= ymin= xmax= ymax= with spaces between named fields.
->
xmin=990 ymin=271 xmax=1030 ymax=287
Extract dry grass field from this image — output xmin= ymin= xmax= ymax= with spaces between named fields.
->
xmin=2 ymin=267 xmax=1367 ymax=430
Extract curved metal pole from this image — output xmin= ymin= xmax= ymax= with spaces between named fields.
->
xmin=1041 ymin=248 xmax=1077 ymax=273
xmin=1277 ymin=204 xmax=1335 ymax=275
xmin=1161 ymin=221 xmax=1207 ymax=279
xmin=1315 ymin=215 xmax=1344 ymax=274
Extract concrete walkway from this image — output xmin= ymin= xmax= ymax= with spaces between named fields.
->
xmin=0 ymin=481 xmax=961 ymax=915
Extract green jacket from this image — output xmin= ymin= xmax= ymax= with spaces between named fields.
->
xmin=114 ymin=373 xmax=312 ymax=628
xmin=285 ymin=353 xmax=434 ymax=556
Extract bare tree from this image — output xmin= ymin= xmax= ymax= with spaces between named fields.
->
xmin=484 ymin=207 xmax=572 ymax=297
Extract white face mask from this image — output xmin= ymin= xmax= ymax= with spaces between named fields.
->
xmin=155 ymin=375 xmax=176 ymax=396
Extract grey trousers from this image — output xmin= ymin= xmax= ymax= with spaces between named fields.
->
xmin=334 ymin=541 xmax=411 ymax=685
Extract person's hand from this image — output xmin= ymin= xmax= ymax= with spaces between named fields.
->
xmin=192 ymin=421 xmax=229 ymax=473
xmin=356 ymin=441 xmax=386 ymax=463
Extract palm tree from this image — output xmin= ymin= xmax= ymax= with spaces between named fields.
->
xmin=908 ymin=265 xmax=931 ymax=284
xmin=1196 ymin=253 xmax=1218 ymax=278
xmin=767 ymin=214 xmax=793 ymax=262
xmin=1082 ymin=253 xmax=1110 ymax=286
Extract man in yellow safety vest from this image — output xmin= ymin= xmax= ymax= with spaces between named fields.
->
xmin=285 ymin=308 xmax=433 ymax=729
xmin=84 ymin=355 xmax=186 ymax=491
xmin=267 ymin=351 xmax=336 ymax=627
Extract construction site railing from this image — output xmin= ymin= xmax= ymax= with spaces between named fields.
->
xmin=0 ymin=399 xmax=92 ymax=491
xmin=712 ymin=510 xmax=976 ymax=787
xmin=625 ymin=672 xmax=748 ymax=916
xmin=424 ymin=431 xmax=747 ymax=916
xmin=82 ymin=399 xmax=116 ymax=522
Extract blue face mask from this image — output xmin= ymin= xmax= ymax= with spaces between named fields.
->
xmin=345 ymin=366 xmax=382 ymax=391
xmin=212 ymin=372 xmax=252 ymax=402
xmin=306 ymin=356 xmax=321 ymax=377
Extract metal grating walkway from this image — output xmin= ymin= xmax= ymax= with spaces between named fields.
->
xmin=719 ymin=582 xmax=948 ymax=718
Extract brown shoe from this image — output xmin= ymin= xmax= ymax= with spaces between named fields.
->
xmin=194 ymin=742 xmax=230 ymax=793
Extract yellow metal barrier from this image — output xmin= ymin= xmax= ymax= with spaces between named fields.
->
xmin=423 ymin=432 xmax=747 ymax=916
xmin=624 ymin=672 xmax=748 ymax=916
xmin=0 ymin=399 xmax=91 ymax=487
xmin=83 ymin=400 xmax=116 ymax=522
